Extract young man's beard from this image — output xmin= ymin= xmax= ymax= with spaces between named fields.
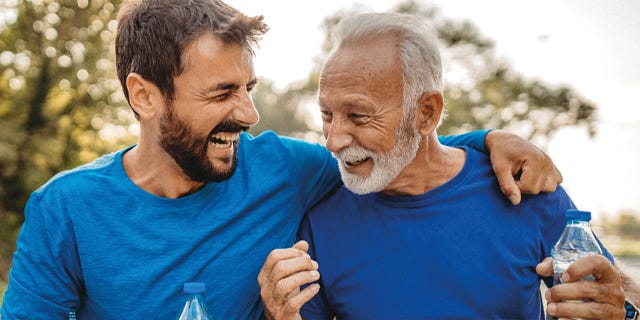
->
xmin=159 ymin=106 xmax=247 ymax=182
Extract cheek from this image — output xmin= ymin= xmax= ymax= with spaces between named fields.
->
xmin=355 ymin=125 xmax=397 ymax=153
xmin=189 ymin=110 xmax=224 ymax=130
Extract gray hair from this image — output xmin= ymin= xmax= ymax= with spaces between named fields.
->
xmin=327 ymin=12 xmax=443 ymax=119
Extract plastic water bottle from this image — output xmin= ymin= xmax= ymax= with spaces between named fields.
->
xmin=547 ymin=209 xmax=602 ymax=319
xmin=551 ymin=209 xmax=603 ymax=284
xmin=178 ymin=282 xmax=213 ymax=320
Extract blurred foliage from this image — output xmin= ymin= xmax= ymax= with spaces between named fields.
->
xmin=600 ymin=210 xmax=640 ymax=257
xmin=602 ymin=210 xmax=640 ymax=241
xmin=248 ymin=76 xmax=322 ymax=141
xmin=0 ymin=0 xmax=136 ymax=280
xmin=0 ymin=0 xmax=599 ymax=282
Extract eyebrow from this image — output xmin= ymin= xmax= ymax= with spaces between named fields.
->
xmin=206 ymin=78 xmax=258 ymax=94
xmin=208 ymin=82 xmax=239 ymax=93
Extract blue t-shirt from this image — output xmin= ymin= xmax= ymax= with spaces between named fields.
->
xmin=299 ymin=147 xmax=613 ymax=320
xmin=1 ymin=130 xmax=487 ymax=319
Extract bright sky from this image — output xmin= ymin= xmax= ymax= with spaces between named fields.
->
xmin=230 ymin=0 xmax=640 ymax=221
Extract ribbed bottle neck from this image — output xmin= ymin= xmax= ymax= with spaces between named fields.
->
xmin=565 ymin=220 xmax=591 ymax=228
xmin=186 ymin=293 xmax=205 ymax=301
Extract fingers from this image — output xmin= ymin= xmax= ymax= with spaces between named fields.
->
xmin=292 ymin=240 xmax=309 ymax=252
xmin=548 ymin=278 xmax=617 ymax=303
xmin=545 ymin=255 xmax=626 ymax=320
xmin=499 ymin=176 xmax=521 ymax=205
xmin=564 ymin=255 xmax=618 ymax=284
xmin=536 ymin=164 xmax=563 ymax=193
xmin=546 ymin=300 xmax=625 ymax=320
xmin=260 ymin=251 xmax=318 ymax=299
xmin=516 ymin=158 xmax=549 ymax=195
xmin=258 ymin=241 xmax=321 ymax=319
xmin=485 ymin=129 xmax=564 ymax=199
xmin=492 ymin=156 xmax=522 ymax=205
xmin=536 ymin=257 xmax=553 ymax=277
xmin=549 ymin=165 xmax=563 ymax=190
xmin=272 ymin=268 xmax=320 ymax=302
xmin=259 ymin=241 xmax=310 ymax=286
xmin=514 ymin=145 xmax=562 ymax=195
xmin=279 ymin=284 xmax=321 ymax=317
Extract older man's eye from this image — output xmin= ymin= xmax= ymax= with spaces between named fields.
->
xmin=348 ymin=113 xmax=368 ymax=123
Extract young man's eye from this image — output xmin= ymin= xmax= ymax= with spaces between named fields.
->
xmin=246 ymin=79 xmax=258 ymax=93
xmin=214 ymin=92 xmax=232 ymax=100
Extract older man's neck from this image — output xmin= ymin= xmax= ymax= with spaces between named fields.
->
xmin=382 ymin=136 xmax=465 ymax=196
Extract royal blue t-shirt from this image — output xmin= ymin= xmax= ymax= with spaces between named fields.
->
xmin=299 ymin=147 xmax=613 ymax=320
xmin=2 ymin=130 xmax=488 ymax=319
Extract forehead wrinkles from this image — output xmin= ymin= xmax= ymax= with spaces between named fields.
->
xmin=320 ymin=53 xmax=403 ymax=105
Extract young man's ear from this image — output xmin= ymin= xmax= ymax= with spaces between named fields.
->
xmin=126 ymin=73 xmax=162 ymax=119
xmin=416 ymin=90 xmax=444 ymax=135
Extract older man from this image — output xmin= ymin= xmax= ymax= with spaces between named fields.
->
xmin=258 ymin=12 xmax=640 ymax=320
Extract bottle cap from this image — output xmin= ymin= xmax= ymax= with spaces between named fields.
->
xmin=183 ymin=282 xmax=206 ymax=294
xmin=565 ymin=209 xmax=591 ymax=221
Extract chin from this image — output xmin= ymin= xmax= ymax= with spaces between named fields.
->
xmin=341 ymin=174 xmax=383 ymax=195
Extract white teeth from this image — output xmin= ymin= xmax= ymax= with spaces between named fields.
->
xmin=209 ymin=132 xmax=240 ymax=149
xmin=344 ymin=158 xmax=368 ymax=166
xmin=211 ymin=132 xmax=240 ymax=142
xmin=334 ymin=146 xmax=373 ymax=166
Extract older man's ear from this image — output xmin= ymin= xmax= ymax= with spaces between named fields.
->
xmin=416 ymin=90 xmax=444 ymax=135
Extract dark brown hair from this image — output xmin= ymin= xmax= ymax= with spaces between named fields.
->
xmin=115 ymin=0 xmax=268 ymax=111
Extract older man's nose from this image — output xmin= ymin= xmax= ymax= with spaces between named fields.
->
xmin=325 ymin=122 xmax=353 ymax=153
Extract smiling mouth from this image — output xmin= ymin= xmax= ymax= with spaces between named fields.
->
xmin=344 ymin=157 xmax=370 ymax=167
xmin=209 ymin=132 xmax=240 ymax=149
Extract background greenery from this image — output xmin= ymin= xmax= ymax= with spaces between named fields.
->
xmin=1 ymin=0 xmax=639 ymax=302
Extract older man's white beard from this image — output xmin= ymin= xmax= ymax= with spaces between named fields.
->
xmin=334 ymin=129 xmax=422 ymax=195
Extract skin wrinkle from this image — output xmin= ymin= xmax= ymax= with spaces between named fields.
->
xmin=320 ymin=35 xmax=434 ymax=195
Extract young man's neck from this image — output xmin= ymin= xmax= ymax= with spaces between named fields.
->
xmin=122 ymin=142 xmax=205 ymax=199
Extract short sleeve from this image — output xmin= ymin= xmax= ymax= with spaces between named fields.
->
xmin=438 ymin=129 xmax=491 ymax=153
xmin=1 ymin=192 xmax=82 ymax=320
xmin=280 ymin=136 xmax=341 ymax=211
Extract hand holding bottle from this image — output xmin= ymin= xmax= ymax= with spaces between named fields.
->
xmin=537 ymin=249 xmax=626 ymax=319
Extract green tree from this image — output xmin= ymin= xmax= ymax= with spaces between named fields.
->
xmin=0 ymin=0 xmax=135 ymax=280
